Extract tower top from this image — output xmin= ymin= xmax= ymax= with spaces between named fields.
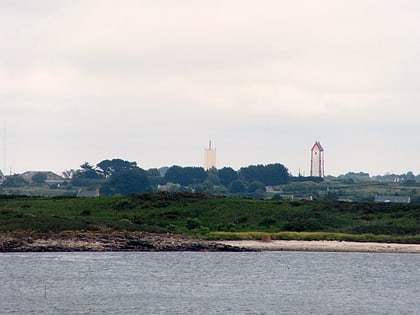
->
xmin=311 ymin=141 xmax=324 ymax=152
xmin=206 ymin=140 xmax=215 ymax=150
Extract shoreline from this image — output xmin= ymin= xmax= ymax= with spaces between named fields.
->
xmin=1 ymin=232 xmax=419 ymax=253
xmin=217 ymin=240 xmax=420 ymax=253
xmin=0 ymin=232 xmax=248 ymax=253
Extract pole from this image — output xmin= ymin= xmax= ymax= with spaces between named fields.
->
xmin=3 ymin=121 xmax=5 ymax=175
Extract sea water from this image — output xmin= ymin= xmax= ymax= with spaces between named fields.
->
xmin=0 ymin=251 xmax=419 ymax=314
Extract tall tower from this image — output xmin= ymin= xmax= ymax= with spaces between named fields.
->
xmin=310 ymin=141 xmax=324 ymax=177
xmin=204 ymin=140 xmax=216 ymax=170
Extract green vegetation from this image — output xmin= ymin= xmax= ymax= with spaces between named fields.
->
xmin=0 ymin=192 xmax=418 ymax=243
xmin=1 ymin=159 xmax=418 ymax=202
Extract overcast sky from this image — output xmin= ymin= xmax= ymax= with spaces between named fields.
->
xmin=0 ymin=0 xmax=419 ymax=176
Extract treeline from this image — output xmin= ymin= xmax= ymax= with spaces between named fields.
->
xmin=62 ymin=159 xmax=291 ymax=196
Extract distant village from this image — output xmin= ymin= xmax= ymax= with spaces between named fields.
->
xmin=0 ymin=141 xmax=418 ymax=203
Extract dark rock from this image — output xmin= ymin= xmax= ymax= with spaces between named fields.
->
xmin=0 ymin=232 xmax=257 ymax=252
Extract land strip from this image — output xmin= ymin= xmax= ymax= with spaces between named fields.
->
xmin=2 ymin=232 xmax=419 ymax=253
xmin=217 ymin=240 xmax=420 ymax=253
xmin=0 ymin=193 xmax=419 ymax=251
xmin=0 ymin=232 xmax=249 ymax=252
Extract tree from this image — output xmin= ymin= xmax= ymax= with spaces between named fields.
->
xmin=71 ymin=162 xmax=103 ymax=187
xmin=401 ymin=179 xmax=417 ymax=187
xmin=205 ymin=173 xmax=220 ymax=186
xmin=405 ymin=171 xmax=415 ymax=181
xmin=338 ymin=172 xmax=370 ymax=182
xmin=272 ymin=193 xmax=283 ymax=200
xmin=96 ymin=159 xmax=138 ymax=178
xmin=100 ymin=168 xmax=150 ymax=195
xmin=76 ymin=162 xmax=102 ymax=179
xmin=325 ymin=190 xmax=339 ymax=201
xmin=239 ymin=163 xmax=289 ymax=185
xmin=291 ymin=176 xmax=324 ymax=183
xmin=264 ymin=164 xmax=290 ymax=185
xmin=62 ymin=169 xmax=77 ymax=180
xmin=248 ymin=181 xmax=266 ymax=193
xmin=239 ymin=165 xmax=260 ymax=183
xmin=2 ymin=175 xmax=29 ymax=187
xmin=147 ymin=168 xmax=165 ymax=187
xmin=32 ymin=172 xmax=47 ymax=184
xmin=164 ymin=166 xmax=207 ymax=186
xmin=147 ymin=168 xmax=161 ymax=177
xmin=229 ymin=179 xmax=247 ymax=193
xmin=195 ymin=174 xmax=220 ymax=194
xmin=217 ymin=167 xmax=238 ymax=187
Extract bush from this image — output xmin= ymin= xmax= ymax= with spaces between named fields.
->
xmin=80 ymin=209 xmax=91 ymax=216
xmin=248 ymin=181 xmax=266 ymax=193
xmin=186 ymin=217 xmax=201 ymax=230
xmin=259 ymin=217 xmax=277 ymax=228
xmin=115 ymin=199 xmax=134 ymax=210
xmin=226 ymin=222 xmax=236 ymax=232
xmin=272 ymin=194 xmax=283 ymax=200
xmin=166 ymin=224 xmax=177 ymax=232
xmin=229 ymin=180 xmax=247 ymax=193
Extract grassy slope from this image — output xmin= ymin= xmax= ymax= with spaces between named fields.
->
xmin=0 ymin=192 xmax=419 ymax=243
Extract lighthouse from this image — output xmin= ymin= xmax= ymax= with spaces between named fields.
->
xmin=310 ymin=141 xmax=325 ymax=177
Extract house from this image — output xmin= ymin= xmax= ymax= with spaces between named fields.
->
xmin=21 ymin=171 xmax=65 ymax=185
xmin=374 ymin=195 xmax=411 ymax=203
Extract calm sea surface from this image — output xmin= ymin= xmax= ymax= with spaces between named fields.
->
xmin=0 ymin=251 xmax=419 ymax=314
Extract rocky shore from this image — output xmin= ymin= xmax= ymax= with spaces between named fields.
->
xmin=2 ymin=232 xmax=419 ymax=253
xmin=0 ymin=231 xmax=250 ymax=252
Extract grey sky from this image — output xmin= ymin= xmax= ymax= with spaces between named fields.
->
xmin=0 ymin=0 xmax=419 ymax=176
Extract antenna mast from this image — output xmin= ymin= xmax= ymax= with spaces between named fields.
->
xmin=3 ymin=121 xmax=5 ymax=175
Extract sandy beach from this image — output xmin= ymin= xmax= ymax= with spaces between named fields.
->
xmin=217 ymin=240 xmax=420 ymax=253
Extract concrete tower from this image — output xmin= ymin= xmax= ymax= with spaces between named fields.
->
xmin=310 ymin=141 xmax=324 ymax=177
xmin=204 ymin=140 xmax=216 ymax=170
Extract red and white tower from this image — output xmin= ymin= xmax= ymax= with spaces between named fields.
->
xmin=310 ymin=141 xmax=324 ymax=177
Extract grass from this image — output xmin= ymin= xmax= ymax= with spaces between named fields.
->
xmin=0 ymin=192 xmax=419 ymax=243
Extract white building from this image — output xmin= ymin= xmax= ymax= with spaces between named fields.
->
xmin=310 ymin=141 xmax=325 ymax=177
xmin=204 ymin=140 xmax=216 ymax=170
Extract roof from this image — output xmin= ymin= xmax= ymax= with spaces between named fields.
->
xmin=311 ymin=141 xmax=324 ymax=152
xmin=374 ymin=195 xmax=411 ymax=203
xmin=21 ymin=171 xmax=65 ymax=182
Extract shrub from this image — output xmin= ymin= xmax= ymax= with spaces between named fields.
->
xmin=234 ymin=216 xmax=248 ymax=224
xmin=186 ymin=217 xmax=201 ymax=230
xmin=229 ymin=180 xmax=247 ymax=193
xmin=81 ymin=209 xmax=91 ymax=216
xmin=166 ymin=224 xmax=177 ymax=232
xmin=226 ymin=222 xmax=236 ymax=232
xmin=119 ymin=218 xmax=132 ymax=225
xmin=259 ymin=217 xmax=277 ymax=228
xmin=272 ymin=194 xmax=283 ymax=200
xmin=115 ymin=199 xmax=134 ymax=210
